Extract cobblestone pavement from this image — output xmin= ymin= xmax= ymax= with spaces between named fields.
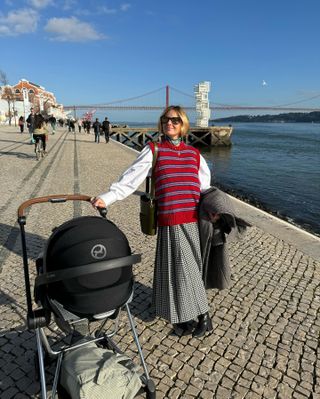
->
xmin=0 ymin=125 xmax=319 ymax=399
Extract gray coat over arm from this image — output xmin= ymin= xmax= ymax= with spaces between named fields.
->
xmin=198 ymin=187 xmax=250 ymax=290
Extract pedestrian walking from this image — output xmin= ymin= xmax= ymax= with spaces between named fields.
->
xmin=92 ymin=118 xmax=101 ymax=143
xmin=48 ymin=115 xmax=56 ymax=134
xmin=18 ymin=116 xmax=24 ymax=133
xmin=70 ymin=119 xmax=75 ymax=133
xmin=85 ymin=120 xmax=91 ymax=134
xmin=102 ymin=117 xmax=110 ymax=143
xmin=77 ymin=119 xmax=82 ymax=133
xmin=91 ymin=105 xmax=215 ymax=337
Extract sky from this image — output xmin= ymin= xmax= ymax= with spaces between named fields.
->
xmin=1 ymin=0 xmax=320 ymax=122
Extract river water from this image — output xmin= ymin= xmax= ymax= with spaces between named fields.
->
xmin=109 ymin=120 xmax=320 ymax=236
xmin=200 ymin=123 xmax=320 ymax=236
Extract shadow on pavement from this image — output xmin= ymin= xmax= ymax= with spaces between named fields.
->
xmin=0 ymin=223 xmax=46 ymax=257
xmin=0 ymin=151 xmax=35 ymax=159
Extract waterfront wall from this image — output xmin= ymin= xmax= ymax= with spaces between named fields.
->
xmin=110 ymin=126 xmax=233 ymax=149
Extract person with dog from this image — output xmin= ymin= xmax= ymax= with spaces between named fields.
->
xmin=91 ymin=105 xmax=214 ymax=337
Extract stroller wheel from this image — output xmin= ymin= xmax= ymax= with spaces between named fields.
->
xmin=145 ymin=378 xmax=156 ymax=399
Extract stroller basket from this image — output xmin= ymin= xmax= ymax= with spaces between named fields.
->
xmin=18 ymin=194 xmax=156 ymax=399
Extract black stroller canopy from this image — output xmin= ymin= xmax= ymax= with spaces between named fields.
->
xmin=39 ymin=216 xmax=136 ymax=316
xmin=45 ymin=216 xmax=131 ymax=272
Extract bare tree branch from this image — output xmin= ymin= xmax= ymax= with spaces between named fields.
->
xmin=0 ymin=71 xmax=14 ymax=125
xmin=0 ymin=70 xmax=9 ymax=86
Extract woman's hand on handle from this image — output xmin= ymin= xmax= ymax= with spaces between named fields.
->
xmin=90 ymin=197 xmax=106 ymax=209
xmin=91 ymin=197 xmax=108 ymax=217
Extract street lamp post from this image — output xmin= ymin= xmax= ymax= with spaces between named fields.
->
xmin=22 ymin=88 xmax=28 ymax=123
xmin=39 ymin=93 xmax=44 ymax=112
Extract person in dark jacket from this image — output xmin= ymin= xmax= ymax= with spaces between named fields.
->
xmin=48 ymin=115 xmax=56 ymax=134
xmin=85 ymin=120 xmax=91 ymax=134
xmin=68 ymin=119 xmax=75 ymax=133
xmin=102 ymin=117 xmax=110 ymax=143
xmin=92 ymin=118 xmax=101 ymax=143
xmin=18 ymin=116 xmax=25 ymax=133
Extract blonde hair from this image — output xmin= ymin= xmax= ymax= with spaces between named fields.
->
xmin=157 ymin=105 xmax=190 ymax=137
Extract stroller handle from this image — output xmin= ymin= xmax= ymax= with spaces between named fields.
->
xmin=18 ymin=194 xmax=93 ymax=219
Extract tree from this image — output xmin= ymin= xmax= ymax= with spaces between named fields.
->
xmin=0 ymin=70 xmax=16 ymax=126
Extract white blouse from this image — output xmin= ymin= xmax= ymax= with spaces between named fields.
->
xmin=98 ymin=145 xmax=212 ymax=207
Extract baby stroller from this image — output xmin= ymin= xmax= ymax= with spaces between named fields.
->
xmin=18 ymin=194 xmax=156 ymax=399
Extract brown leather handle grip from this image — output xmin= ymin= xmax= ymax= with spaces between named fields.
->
xmin=18 ymin=194 xmax=92 ymax=218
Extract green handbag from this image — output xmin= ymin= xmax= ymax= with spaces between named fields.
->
xmin=140 ymin=143 xmax=158 ymax=235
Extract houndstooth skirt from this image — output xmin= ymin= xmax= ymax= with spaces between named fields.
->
xmin=152 ymin=222 xmax=209 ymax=324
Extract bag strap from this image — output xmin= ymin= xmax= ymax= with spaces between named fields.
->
xmin=150 ymin=143 xmax=158 ymax=198
xmin=146 ymin=143 xmax=158 ymax=196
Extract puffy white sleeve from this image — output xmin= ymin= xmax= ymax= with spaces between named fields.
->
xmin=199 ymin=154 xmax=212 ymax=192
xmin=98 ymin=146 xmax=153 ymax=207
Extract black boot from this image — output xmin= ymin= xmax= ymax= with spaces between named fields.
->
xmin=174 ymin=321 xmax=192 ymax=335
xmin=176 ymin=322 xmax=190 ymax=330
xmin=192 ymin=312 xmax=213 ymax=338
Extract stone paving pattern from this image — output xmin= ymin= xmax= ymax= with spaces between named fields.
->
xmin=0 ymin=125 xmax=319 ymax=399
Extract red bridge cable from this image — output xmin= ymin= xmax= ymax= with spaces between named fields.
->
xmin=89 ymin=86 xmax=166 ymax=106
xmin=64 ymin=86 xmax=320 ymax=110
xmin=170 ymin=86 xmax=194 ymax=99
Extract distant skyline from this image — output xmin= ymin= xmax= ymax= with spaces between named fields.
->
xmin=1 ymin=0 xmax=320 ymax=122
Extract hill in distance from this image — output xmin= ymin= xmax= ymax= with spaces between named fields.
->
xmin=212 ymin=111 xmax=320 ymax=123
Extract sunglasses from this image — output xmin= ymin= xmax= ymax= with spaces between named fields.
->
xmin=161 ymin=116 xmax=182 ymax=125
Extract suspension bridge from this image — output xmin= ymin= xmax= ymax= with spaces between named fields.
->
xmin=64 ymin=85 xmax=320 ymax=112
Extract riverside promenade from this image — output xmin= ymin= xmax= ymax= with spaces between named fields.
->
xmin=0 ymin=125 xmax=319 ymax=399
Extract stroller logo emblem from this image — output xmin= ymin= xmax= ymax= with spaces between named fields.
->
xmin=91 ymin=244 xmax=107 ymax=260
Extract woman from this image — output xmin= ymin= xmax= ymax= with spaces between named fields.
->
xmin=92 ymin=105 xmax=213 ymax=337
xmin=33 ymin=115 xmax=48 ymax=155
xmin=18 ymin=116 xmax=24 ymax=133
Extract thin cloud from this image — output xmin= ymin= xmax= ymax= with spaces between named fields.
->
xmin=99 ymin=6 xmax=117 ymax=14
xmin=28 ymin=0 xmax=53 ymax=8
xmin=62 ymin=0 xmax=77 ymax=11
xmin=120 ymin=3 xmax=131 ymax=12
xmin=0 ymin=9 xmax=39 ymax=36
xmin=99 ymin=3 xmax=131 ymax=13
xmin=44 ymin=16 xmax=106 ymax=42
xmin=75 ymin=9 xmax=93 ymax=17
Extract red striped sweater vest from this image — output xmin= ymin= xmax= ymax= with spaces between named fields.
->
xmin=149 ymin=140 xmax=201 ymax=227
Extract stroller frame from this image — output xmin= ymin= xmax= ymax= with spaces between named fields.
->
xmin=18 ymin=194 xmax=156 ymax=399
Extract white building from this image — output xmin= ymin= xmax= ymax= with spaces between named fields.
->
xmin=194 ymin=81 xmax=211 ymax=127
xmin=0 ymin=79 xmax=67 ymax=124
